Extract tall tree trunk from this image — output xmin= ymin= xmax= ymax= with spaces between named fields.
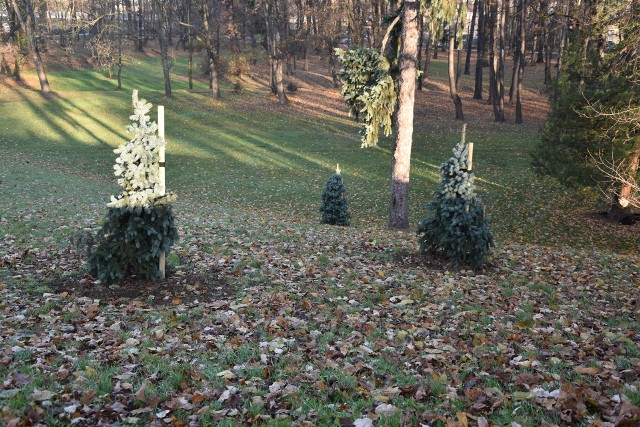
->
xmin=389 ymin=0 xmax=419 ymax=229
xmin=448 ymin=2 xmax=464 ymax=120
xmin=117 ymin=35 xmax=123 ymax=90
xmin=515 ymin=0 xmax=526 ymax=123
xmin=417 ymin=14 xmax=424 ymax=90
xmin=508 ymin=43 xmax=518 ymax=101
xmin=275 ymin=57 xmax=286 ymax=104
xmin=556 ymin=0 xmax=568 ymax=78
xmin=264 ymin=0 xmax=286 ymax=104
xmin=157 ymin=0 xmax=172 ymax=96
xmin=530 ymin=30 xmax=538 ymax=65
xmin=10 ymin=0 xmax=50 ymax=92
xmin=196 ymin=0 xmax=220 ymax=98
xmin=542 ymin=0 xmax=552 ymax=84
xmin=423 ymin=36 xmax=431 ymax=87
xmin=496 ymin=0 xmax=508 ymax=122
xmin=464 ymin=0 xmax=478 ymax=75
xmin=209 ymin=51 xmax=220 ymax=98
xmin=186 ymin=0 xmax=193 ymax=89
xmin=473 ymin=0 xmax=484 ymax=99
xmin=489 ymin=0 xmax=498 ymax=115
xmin=138 ymin=0 xmax=145 ymax=51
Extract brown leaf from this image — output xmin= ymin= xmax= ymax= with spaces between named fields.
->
xmin=85 ymin=304 xmax=99 ymax=318
xmin=456 ymin=412 xmax=469 ymax=427
xmin=80 ymin=389 xmax=96 ymax=405
xmin=574 ymin=366 xmax=600 ymax=376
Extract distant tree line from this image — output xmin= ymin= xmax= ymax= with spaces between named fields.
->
xmin=1 ymin=0 xmax=581 ymax=107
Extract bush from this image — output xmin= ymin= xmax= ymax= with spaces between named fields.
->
xmin=416 ymin=127 xmax=493 ymax=268
xmin=88 ymin=206 xmax=178 ymax=285
xmin=320 ymin=165 xmax=351 ymax=226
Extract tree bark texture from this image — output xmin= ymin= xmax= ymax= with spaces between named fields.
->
xmin=389 ymin=0 xmax=419 ymax=229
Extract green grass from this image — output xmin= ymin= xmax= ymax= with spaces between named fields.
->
xmin=2 ymin=53 xmax=637 ymax=255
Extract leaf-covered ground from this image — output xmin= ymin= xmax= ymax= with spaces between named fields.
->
xmin=1 ymin=203 xmax=639 ymax=426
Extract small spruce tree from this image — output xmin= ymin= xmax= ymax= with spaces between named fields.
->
xmin=88 ymin=90 xmax=178 ymax=285
xmin=417 ymin=126 xmax=493 ymax=268
xmin=320 ymin=164 xmax=351 ymax=226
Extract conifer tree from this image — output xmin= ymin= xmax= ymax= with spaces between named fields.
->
xmin=320 ymin=164 xmax=351 ymax=226
xmin=417 ymin=126 xmax=493 ymax=268
xmin=88 ymin=90 xmax=178 ymax=285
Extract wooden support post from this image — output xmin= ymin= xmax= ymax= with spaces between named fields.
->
xmin=466 ymin=125 xmax=474 ymax=213
xmin=158 ymin=105 xmax=166 ymax=279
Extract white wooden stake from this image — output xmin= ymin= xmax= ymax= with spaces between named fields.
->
xmin=158 ymin=106 xmax=166 ymax=279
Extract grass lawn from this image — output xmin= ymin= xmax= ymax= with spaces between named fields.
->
xmin=0 ymin=51 xmax=639 ymax=426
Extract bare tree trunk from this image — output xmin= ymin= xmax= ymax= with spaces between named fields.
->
xmin=473 ymin=0 xmax=484 ymax=99
xmin=496 ymin=0 xmax=507 ymax=122
xmin=489 ymin=0 xmax=499 ymax=116
xmin=542 ymin=0 xmax=551 ymax=84
xmin=465 ymin=0 xmax=478 ymax=75
xmin=275 ymin=57 xmax=286 ymax=104
xmin=117 ymin=35 xmax=123 ymax=90
xmin=423 ymin=36 xmax=431 ymax=87
xmin=448 ymin=3 xmax=464 ymax=120
xmin=186 ymin=0 xmax=193 ymax=89
xmin=515 ymin=0 xmax=526 ymax=124
xmin=156 ymin=0 xmax=172 ymax=96
xmin=10 ymin=0 xmax=50 ymax=92
xmin=417 ymin=14 xmax=424 ymax=90
xmin=195 ymin=0 xmax=220 ymax=98
xmin=264 ymin=0 xmax=286 ymax=104
xmin=138 ymin=0 xmax=145 ymax=51
xmin=556 ymin=0 xmax=568 ymax=78
xmin=389 ymin=0 xmax=419 ymax=229
xmin=209 ymin=52 xmax=220 ymax=98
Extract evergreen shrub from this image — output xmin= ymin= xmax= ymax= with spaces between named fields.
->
xmin=88 ymin=90 xmax=177 ymax=285
xmin=417 ymin=127 xmax=493 ymax=268
xmin=320 ymin=165 xmax=351 ymax=226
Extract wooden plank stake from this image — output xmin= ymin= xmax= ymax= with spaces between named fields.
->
xmin=158 ymin=105 xmax=166 ymax=279
xmin=467 ymin=142 xmax=474 ymax=172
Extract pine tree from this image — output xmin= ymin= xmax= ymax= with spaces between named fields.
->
xmin=320 ymin=165 xmax=351 ymax=226
xmin=88 ymin=90 xmax=178 ymax=285
xmin=417 ymin=126 xmax=493 ymax=268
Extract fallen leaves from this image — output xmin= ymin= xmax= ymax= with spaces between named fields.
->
xmin=0 ymin=209 xmax=639 ymax=426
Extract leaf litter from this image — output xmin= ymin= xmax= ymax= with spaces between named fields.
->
xmin=0 ymin=206 xmax=639 ymax=426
